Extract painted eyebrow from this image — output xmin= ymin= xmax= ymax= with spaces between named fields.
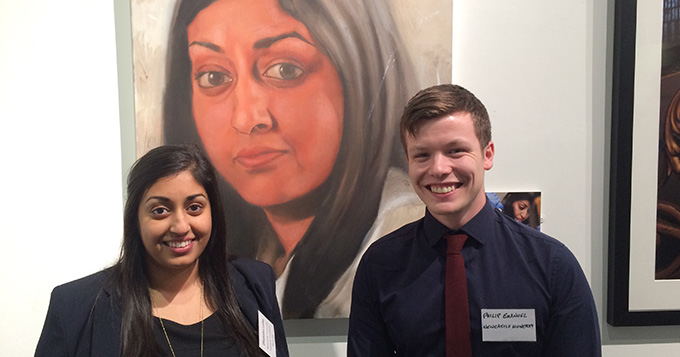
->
xmin=253 ymin=31 xmax=313 ymax=49
xmin=189 ymin=41 xmax=223 ymax=53
xmin=189 ymin=32 xmax=313 ymax=54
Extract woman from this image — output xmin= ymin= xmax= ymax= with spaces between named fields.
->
xmin=163 ymin=0 xmax=423 ymax=318
xmin=35 ymin=145 xmax=288 ymax=356
xmin=501 ymin=192 xmax=540 ymax=230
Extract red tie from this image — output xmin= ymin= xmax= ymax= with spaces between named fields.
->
xmin=446 ymin=233 xmax=472 ymax=357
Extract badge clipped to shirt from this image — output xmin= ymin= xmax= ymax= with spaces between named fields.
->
xmin=258 ymin=310 xmax=276 ymax=357
xmin=481 ymin=309 xmax=536 ymax=342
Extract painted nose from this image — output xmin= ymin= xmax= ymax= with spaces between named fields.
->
xmin=231 ymin=81 xmax=275 ymax=134
xmin=169 ymin=212 xmax=190 ymax=236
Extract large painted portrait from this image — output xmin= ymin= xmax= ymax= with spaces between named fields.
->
xmin=130 ymin=0 xmax=451 ymax=319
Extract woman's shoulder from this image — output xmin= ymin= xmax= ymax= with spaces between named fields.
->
xmin=227 ymin=256 xmax=280 ymax=319
xmin=228 ymin=256 xmax=275 ymax=285
xmin=51 ymin=269 xmax=113 ymax=298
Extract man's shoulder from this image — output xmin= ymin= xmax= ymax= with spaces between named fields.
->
xmin=362 ymin=219 xmax=423 ymax=262
xmin=493 ymin=209 xmax=565 ymax=248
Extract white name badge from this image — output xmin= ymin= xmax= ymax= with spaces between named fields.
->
xmin=481 ymin=309 xmax=536 ymax=342
xmin=258 ymin=311 xmax=276 ymax=357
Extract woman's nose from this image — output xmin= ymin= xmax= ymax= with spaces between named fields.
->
xmin=231 ymin=81 xmax=276 ymax=135
xmin=169 ymin=212 xmax=190 ymax=235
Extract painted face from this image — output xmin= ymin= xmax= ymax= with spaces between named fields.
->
xmin=512 ymin=199 xmax=530 ymax=222
xmin=406 ymin=113 xmax=494 ymax=229
xmin=187 ymin=0 xmax=344 ymax=208
xmin=138 ymin=171 xmax=212 ymax=273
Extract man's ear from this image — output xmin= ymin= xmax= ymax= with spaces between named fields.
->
xmin=483 ymin=141 xmax=494 ymax=170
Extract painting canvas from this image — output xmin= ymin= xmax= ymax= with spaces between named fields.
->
xmin=129 ymin=0 xmax=451 ymax=319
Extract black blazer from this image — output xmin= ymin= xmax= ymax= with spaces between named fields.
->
xmin=35 ymin=258 xmax=288 ymax=356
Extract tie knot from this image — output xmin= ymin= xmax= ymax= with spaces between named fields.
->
xmin=446 ymin=233 xmax=467 ymax=254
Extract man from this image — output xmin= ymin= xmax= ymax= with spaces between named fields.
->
xmin=348 ymin=84 xmax=601 ymax=356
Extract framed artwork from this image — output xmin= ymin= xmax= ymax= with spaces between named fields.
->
xmin=607 ymin=0 xmax=680 ymax=326
xmin=128 ymin=0 xmax=451 ymax=326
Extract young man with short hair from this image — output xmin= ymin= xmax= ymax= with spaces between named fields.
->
xmin=348 ymin=84 xmax=601 ymax=356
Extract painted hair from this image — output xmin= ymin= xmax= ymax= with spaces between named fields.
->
xmin=110 ymin=144 xmax=258 ymax=356
xmin=400 ymin=84 xmax=492 ymax=155
xmin=163 ymin=0 xmax=416 ymax=318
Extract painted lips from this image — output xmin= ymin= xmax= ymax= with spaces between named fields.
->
xmin=235 ymin=147 xmax=286 ymax=169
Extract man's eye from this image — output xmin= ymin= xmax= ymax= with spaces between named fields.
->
xmin=195 ymin=71 xmax=233 ymax=88
xmin=263 ymin=63 xmax=304 ymax=81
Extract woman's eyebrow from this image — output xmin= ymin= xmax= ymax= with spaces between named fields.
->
xmin=253 ymin=31 xmax=313 ymax=49
xmin=189 ymin=41 xmax=223 ymax=53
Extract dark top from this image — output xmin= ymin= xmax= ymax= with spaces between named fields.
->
xmin=348 ymin=201 xmax=601 ymax=356
xmin=154 ymin=314 xmax=242 ymax=356
xmin=35 ymin=257 xmax=289 ymax=357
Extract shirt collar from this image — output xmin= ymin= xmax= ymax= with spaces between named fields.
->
xmin=423 ymin=199 xmax=496 ymax=246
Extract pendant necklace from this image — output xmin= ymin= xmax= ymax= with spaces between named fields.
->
xmin=156 ymin=285 xmax=204 ymax=357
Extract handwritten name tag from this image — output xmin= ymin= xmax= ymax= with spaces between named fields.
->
xmin=258 ymin=311 xmax=276 ymax=357
xmin=481 ymin=309 xmax=536 ymax=342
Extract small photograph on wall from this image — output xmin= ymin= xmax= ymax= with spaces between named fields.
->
xmin=656 ymin=2 xmax=680 ymax=280
xmin=487 ymin=192 xmax=542 ymax=231
xmin=129 ymin=0 xmax=451 ymax=319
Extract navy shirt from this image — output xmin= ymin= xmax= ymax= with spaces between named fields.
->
xmin=348 ymin=201 xmax=601 ymax=356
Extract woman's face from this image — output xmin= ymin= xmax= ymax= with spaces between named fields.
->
xmin=187 ymin=0 xmax=344 ymax=208
xmin=512 ymin=199 xmax=530 ymax=223
xmin=138 ymin=171 xmax=212 ymax=273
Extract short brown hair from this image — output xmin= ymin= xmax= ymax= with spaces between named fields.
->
xmin=400 ymin=84 xmax=491 ymax=155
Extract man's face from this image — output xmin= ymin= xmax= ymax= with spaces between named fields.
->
xmin=405 ymin=112 xmax=494 ymax=229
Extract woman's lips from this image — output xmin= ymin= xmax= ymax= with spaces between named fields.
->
xmin=235 ymin=147 xmax=286 ymax=169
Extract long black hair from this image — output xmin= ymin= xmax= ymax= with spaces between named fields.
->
xmin=109 ymin=144 xmax=259 ymax=356
xmin=163 ymin=0 xmax=416 ymax=318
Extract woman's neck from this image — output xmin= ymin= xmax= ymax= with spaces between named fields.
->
xmin=147 ymin=260 xmax=200 ymax=293
xmin=148 ymin=261 xmax=210 ymax=324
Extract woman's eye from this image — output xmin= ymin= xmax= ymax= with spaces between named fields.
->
xmin=195 ymin=71 xmax=233 ymax=89
xmin=263 ymin=62 xmax=304 ymax=81
xmin=151 ymin=207 xmax=169 ymax=215
xmin=187 ymin=204 xmax=203 ymax=213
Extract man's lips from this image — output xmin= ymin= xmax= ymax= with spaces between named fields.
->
xmin=427 ymin=183 xmax=459 ymax=194
xmin=234 ymin=147 xmax=287 ymax=169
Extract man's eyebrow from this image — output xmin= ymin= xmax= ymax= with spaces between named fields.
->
xmin=189 ymin=41 xmax=223 ymax=53
xmin=253 ymin=31 xmax=313 ymax=49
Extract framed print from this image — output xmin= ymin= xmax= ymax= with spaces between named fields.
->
xmin=486 ymin=192 xmax=542 ymax=231
xmin=607 ymin=0 xmax=680 ymax=326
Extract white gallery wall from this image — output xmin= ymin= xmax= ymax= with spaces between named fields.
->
xmin=1 ymin=0 xmax=679 ymax=356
